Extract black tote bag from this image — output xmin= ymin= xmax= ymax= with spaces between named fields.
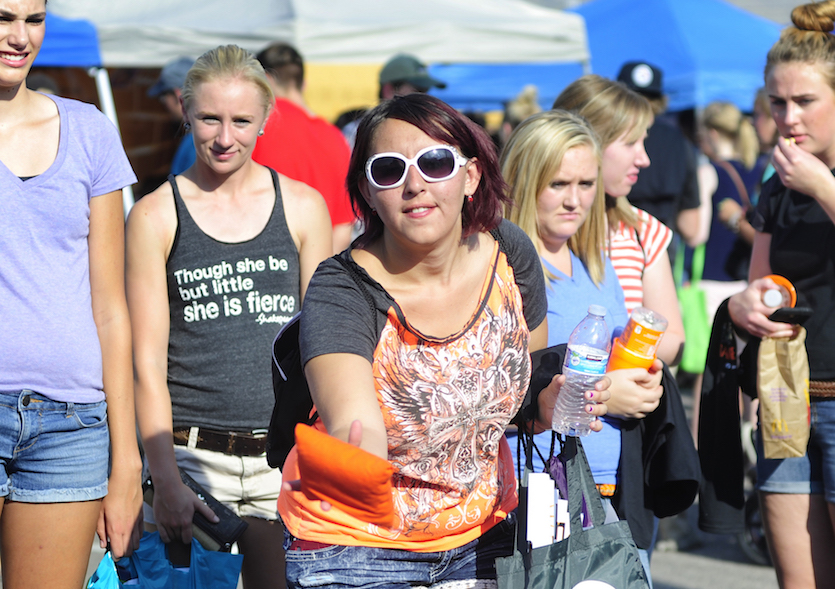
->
xmin=496 ymin=434 xmax=649 ymax=589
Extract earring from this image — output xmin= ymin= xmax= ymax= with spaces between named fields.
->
xmin=466 ymin=194 xmax=474 ymax=203
xmin=183 ymin=121 xmax=191 ymax=132
xmin=258 ymin=129 xmax=265 ymax=136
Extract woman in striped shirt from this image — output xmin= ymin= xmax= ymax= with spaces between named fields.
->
xmin=554 ymin=75 xmax=685 ymax=367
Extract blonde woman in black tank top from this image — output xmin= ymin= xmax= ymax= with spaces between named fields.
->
xmin=126 ymin=45 xmax=331 ymax=589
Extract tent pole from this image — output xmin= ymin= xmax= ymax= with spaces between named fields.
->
xmin=89 ymin=66 xmax=135 ymax=216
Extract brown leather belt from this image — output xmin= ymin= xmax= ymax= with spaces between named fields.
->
xmin=172 ymin=426 xmax=268 ymax=457
xmin=810 ymin=381 xmax=835 ymax=399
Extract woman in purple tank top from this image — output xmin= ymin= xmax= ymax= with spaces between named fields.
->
xmin=0 ymin=1 xmax=143 ymax=587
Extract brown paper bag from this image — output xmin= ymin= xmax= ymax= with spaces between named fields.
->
xmin=758 ymin=328 xmax=810 ymax=459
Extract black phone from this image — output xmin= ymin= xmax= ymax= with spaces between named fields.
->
xmin=143 ymin=468 xmax=248 ymax=552
xmin=768 ymin=306 xmax=813 ymax=325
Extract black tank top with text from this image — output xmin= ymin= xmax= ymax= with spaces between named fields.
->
xmin=166 ymin=169 xmax=299 ymax=431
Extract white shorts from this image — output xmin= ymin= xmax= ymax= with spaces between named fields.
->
xmin=144 ymin=445 xmax=282 ymax=523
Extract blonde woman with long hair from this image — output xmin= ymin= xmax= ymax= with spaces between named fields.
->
xmin=553 ymin=75 xmax=685 ymax=368
xmin=501 ymin=109 xmax=663 ymax=582
xmin=698 ymin=100 xmax=764 ymax=287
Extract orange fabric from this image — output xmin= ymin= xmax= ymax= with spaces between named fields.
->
xmin=279 ymin=245 xmax=530 ymax=552
xmin=278 ymin=436 xmax=517 ymax=552
xmin=296 ymin=423 xmax=394 ymax=527
xmin=596 ymin=483 xmax=617 ymax=497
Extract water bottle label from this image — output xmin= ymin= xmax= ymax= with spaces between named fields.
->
xmin=564 ymin=345 xmax=608 ymax=375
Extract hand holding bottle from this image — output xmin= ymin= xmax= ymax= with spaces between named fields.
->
xmin=552 ymin=305 xmax=611 ymax=437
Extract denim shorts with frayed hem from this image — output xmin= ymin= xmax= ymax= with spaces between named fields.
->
xmin=757 ymin=397 xmax=835 ymax=501
xmin=0 ymin=390 xmax=109 ymax=503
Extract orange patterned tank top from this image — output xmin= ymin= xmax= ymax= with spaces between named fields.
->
xmin=279 ymin=243 xmax=531 ymax=552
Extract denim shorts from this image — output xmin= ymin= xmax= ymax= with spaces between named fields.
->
xmin=757 ymin=398 xmax=835 ymax=501
xmin=0 ymin=390 xmax=109 ymax=502
xmin=283 ymin=513 xmax=515 ymax=589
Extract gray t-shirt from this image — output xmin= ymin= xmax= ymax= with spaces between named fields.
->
xmin=300 ymin=219 xmax=546 ymax=365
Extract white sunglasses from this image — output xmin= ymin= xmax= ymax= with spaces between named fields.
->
xmin=365 ymin=145 xmax=469 ymax=190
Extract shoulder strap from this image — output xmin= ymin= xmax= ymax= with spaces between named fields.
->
xmin=634 ymin=225 xmax=647 ymax=278
xmin=166 ymin=174 xmax=186 ymax=263
xmin=268 ymin=166 xmax=283 ymax=211
xmin=715 ymin=160 xmax=751 ymax=209
xmin=267 ymin=253 xmax=377 ymax=469
xmin=333 ymin=253 xmax=377 ymax=321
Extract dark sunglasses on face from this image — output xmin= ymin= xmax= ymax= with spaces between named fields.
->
xmin=365 ymin=145 xmax=469 ymax=190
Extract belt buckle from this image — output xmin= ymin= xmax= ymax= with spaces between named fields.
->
xmin=226 ymin=431 xmax=238 ymax=455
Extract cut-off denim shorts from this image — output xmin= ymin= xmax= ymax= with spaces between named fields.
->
xmin=757 ymin=397 xmax=835 ymax=502
xmin=283 ymin=513 xmax=515 ymax=589
xmin=0 ymin=390 xmax=109 ymax=503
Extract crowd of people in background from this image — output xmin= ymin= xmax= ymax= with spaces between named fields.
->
xmin=4 ymin=0 xmax=835 ymax=588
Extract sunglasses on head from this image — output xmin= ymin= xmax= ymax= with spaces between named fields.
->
xmin=365 ymin=145 xmax=469 ymax=190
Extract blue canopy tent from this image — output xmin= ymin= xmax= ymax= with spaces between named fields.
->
xmin=429 ymin=61 xmax=586 ymax=113
xmin=572 ymin=0 xmax=782 ymax=112
xmin=37 ymin=13 xmax=101 ymax=66
xmin=431 ymin=0 xmax=782 ymax=114
xmin=35 ymin=13 xmax=134 ymax=212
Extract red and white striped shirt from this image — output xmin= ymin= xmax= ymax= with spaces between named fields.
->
xmin=608 ymin=206 xmax=672 ymax=314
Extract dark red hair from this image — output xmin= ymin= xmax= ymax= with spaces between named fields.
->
xmin=347 ymin=94 xmax=509 ymax=247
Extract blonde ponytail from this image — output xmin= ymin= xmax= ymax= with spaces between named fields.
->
xmin=702 ymin=101 xmax=759 ymax=170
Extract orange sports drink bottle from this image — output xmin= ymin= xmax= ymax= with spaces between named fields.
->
xmin=607 ymin=307 xmax=668 ymax=371
xmin=762 ymin=274 xmax=796 ymax=308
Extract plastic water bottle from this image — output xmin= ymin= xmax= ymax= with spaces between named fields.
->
xmin=552 ymin=304 xmax=611 ymax=437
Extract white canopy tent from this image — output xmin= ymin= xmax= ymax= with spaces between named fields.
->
xmin=47 ymin=0 xmax=589 ymax=67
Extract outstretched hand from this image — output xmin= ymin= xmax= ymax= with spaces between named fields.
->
xmin=282 ymin=420 xmax=364 ymax=512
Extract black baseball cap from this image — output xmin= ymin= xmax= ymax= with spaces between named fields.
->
xmin=617 ymin=61 xmax=663 ymax=98
xmin=379 ymin=54 xmax=446 ymax=91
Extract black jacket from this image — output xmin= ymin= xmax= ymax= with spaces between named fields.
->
xmin=697 ymin=299 xmax=758 ymax=534
xmin=614 ymin=364 xmax=701 ymax=548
